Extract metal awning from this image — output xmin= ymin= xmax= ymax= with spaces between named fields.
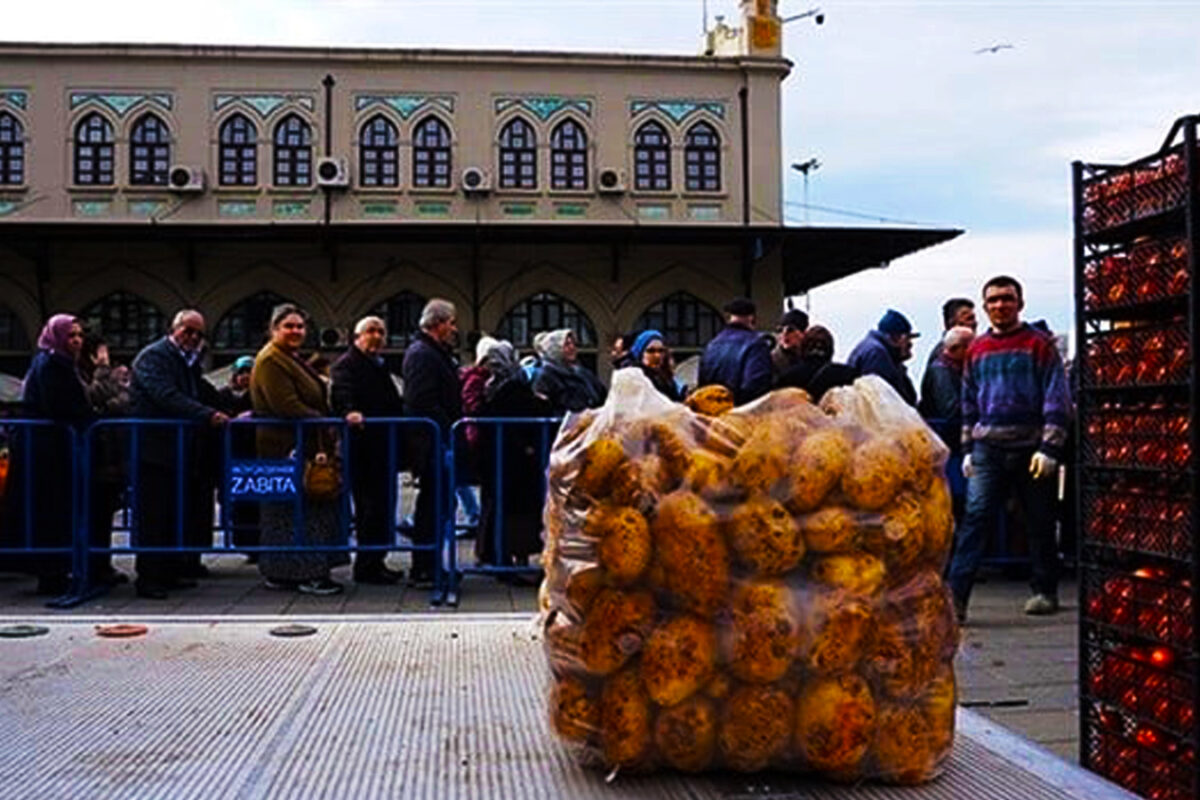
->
xmin=0 ymin=220 xmax=962 ymax=294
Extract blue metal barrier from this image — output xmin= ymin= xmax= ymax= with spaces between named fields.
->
xmin=0 ymin=420 xmax=80 ymax=607
xmin=445 ymin=416 xmax=561 ymax=606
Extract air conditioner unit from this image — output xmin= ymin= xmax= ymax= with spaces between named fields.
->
xmin=167 ymin=165 xmax=205 ymax=193
xmin=461 ymin=166 xmax=492 ymax=194
xmin=316 ymin=156 xmax=350 ymax=188
xmin=597 ymin=167 xmax=627 ymax=195
xmin=319 ymin=327 xmax=348 ymax=349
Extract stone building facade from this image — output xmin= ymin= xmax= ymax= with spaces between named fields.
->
xmin=0 ymin=1 xmax=957 ymax=377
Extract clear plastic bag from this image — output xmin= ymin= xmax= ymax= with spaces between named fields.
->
xmin=542 ymin=371 xmax=958 ymax=783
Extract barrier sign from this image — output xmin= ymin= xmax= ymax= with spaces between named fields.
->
xmin=228 ymin=460 xmax=299 ymax=500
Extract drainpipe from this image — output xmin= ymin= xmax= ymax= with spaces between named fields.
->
xmin=739 ymin=73 xmax=753 ymax=296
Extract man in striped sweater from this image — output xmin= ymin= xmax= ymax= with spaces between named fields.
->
xmin=947 ymin=275 xmax=1071 ymax=621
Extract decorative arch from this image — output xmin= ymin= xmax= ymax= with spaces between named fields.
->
xmin=128 ymin=111 xmax=172 ymax=186
xmin=217 ymin=111 xmax=259 ymax=187
xmin=633 ymin=119 xmax=672 ymax=192
xmin=495 ymin=290 xmax=598 ymax=352
xmin=411 ymin=114 xmax=453 ymax=189
xmin=0 ymin=110 xmax=26 ymax=186
xmin=199 ymin=260 xmax=334 ymax=333
xmin=72 ymin=111 xmax=116 ymax=186
xmin=497 ymin=115 xmax=537 ymax=190
xmin=212 ymin=290 xmax=320 ymax=355
xmin=684 ymin=120 xmax=722 ymax=193
xmin=358 ymin=113 xmax=400 ymax=188
xmin=634 ymin=291 xmax=723 ymax=352
xmin=549 ymin=116 xmax=589 ymax=191
xmin=272 ymin=112 xmax=313 ymax=187
xmin=614 ymin=261 xmax=737 ymax=338
xmin=370 ymin=289 xmax=427 ymax=355
xmin=78 ymin=290 xmax=167 ymax=355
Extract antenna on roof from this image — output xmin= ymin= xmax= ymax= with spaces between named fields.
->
xmin=702 ymin=0 xmax=709 ymax=34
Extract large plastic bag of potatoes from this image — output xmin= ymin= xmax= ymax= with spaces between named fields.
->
xmin=540 ymin=370 xmax=958 ymax=783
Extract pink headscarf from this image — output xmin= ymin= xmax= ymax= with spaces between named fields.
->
xmin=37 ymin=314 xmax=80 ymax=358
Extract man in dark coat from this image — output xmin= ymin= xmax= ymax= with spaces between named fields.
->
xmin=402 ymin=298 xmax=462 ymax=586
xmin=331 ymin=315 xmax=405 ymax=585
xmin=130 ymin=309 xmax=227 ymax=599
xmin=697 ymin=297 xmax=773 ymax=406
xmin=846 ymin=309 xmax=920 ymax=406
xmin=774 ymin=325 xmax=859 ymax=402
xmin=770 ymin=308 xmax=809 ymax=382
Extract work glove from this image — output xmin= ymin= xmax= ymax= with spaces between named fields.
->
xmin=1029 ymin=452 xmax=1058 ymax=480
xmin=962 ymin=454 xmax=974 ymax=479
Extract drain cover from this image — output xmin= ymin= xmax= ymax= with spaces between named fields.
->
xmin=270 ymin=624 xmax=317 ymax=638
xmin=95 ymin=624 xmax=148 ymax=638
xmin=0 ymin=624 xmax=49 ymax=638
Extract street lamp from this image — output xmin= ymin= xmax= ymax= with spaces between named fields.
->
xmin=782 ymin=7 xmax=824 ymax=25
xmin=791 ymin=158 xmax=821 ymax=223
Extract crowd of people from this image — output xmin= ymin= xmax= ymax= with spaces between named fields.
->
xmin=0 ymin=279 xmax=1070 ymax=616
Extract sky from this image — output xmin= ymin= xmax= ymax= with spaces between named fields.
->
xmin=8 ymin=0 xmax=1200 ymax=365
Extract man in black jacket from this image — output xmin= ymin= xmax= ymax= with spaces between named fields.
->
xmin=402 ymin=299 xmax=462 ymax=587
xmin=331 ymin=315 xmax=406 ymax=585
xmin=130 ymin=309 xmax=227 ymax=599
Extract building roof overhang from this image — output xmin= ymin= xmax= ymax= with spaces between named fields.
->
xmin=0 ymin=221 xmax=961 ymax=294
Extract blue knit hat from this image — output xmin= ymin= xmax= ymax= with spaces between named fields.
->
xmin=233 ymin=355 xmax=254 ymax=373
xmin=631 ymin=329 xmax=665 ymax=361
xmin=877 ymin=309 xmax=919 ymax=338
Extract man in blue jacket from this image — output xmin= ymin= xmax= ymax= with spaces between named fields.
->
xmin=697 ymin=297 xmax=772 ymax=406
xmin=846 ymin=309 xmax=919 ymax=405
xmin=130 ymin=309 xmax=228 ymax=599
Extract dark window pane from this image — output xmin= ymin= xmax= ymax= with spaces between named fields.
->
xmin=219 ymin=114 xmax=258 ymax=186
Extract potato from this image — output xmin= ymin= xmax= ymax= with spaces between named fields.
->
xmin=866 ymin=614 xmax=936 ymax=700
xmin=841 ymin=437 xmax=905 ymax=511
xmin=719 ymin=685 xmax=793 ymax=772
xmin=655 ymin=695 xmax=718 ymax=772
xmin=686 ymin=385 xmax=734 ymax=416
xmin=800 ymin=506 xmax=858 ymax=554
xmin=590 ymin=505 xmax=651 ymax=586
xmin=730 ymin=429 xmax=789 ymax=496
xmin=651 ymin=491 xmax=730 ymax=618
xmin=580 ymin=588 xmax=655 ymax=675
xmin=795 ymin=673 xmax=876 ymax=774
xmin=601 ymin=667 xmax=653 ymax=768
xmin=786 ymin=427 xmax=853 ymax=513
xmin=564 ymin=565 xmax=606 ymax=619
xmin=726 ymin=495 xmax=805 ymax=576
xmin=896 ymin=425 xmax=944 ymax=493
xmin=872 ymin=705 xmax=946 ymax=785
xmin=806 ymin=592 xmax=875 ymax=674
xmin=920 ymin=479 xmax=955 ymax=567
xmin=551 ymin=675 xmax=599 ymax=743
xmin=642 ymin=615 xmax=718 ymax=707
xmin=685 ymin=449 xmax=736 ymax=500
xmin=576 ymin=437 xmax=627 ymax=498
xmin=725 ymin=579 xmax=802 ymax=684
xmin=810 ymin=553 xmax=886 ymax=597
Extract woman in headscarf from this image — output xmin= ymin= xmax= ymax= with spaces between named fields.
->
xmin=532 ymin=329 xmax=606 ymax=415
xmin=8 ymin=315 xmax=97 ymax=594
xmin=775 ymin=325 xmax=860 ymax=401
xmin=251 ymin=303 xmax=352 ymax=596
xmin=472 ymin=336 xmax=553 ymax=574
xmin=631 ymin=329 xmax=685 ymax=402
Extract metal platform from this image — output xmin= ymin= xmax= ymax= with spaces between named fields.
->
xmin=0 ymin=614 xmax=1134 ymax=800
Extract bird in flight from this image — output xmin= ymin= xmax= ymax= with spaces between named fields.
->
xmin=974 ymin=43 xmax=1014 ymax=54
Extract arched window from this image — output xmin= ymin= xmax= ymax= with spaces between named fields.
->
xmin=635 ymin=291 xmax=722 ymax=352
xmin=0 ymin=303 xmax=30 ymax=376
xmin=213 ymin=290 xmax=319 ymax=356
xmin=498 ymin=117 xmax=537 ymax=190
xmin=412 ymin=116 xmax=452 ymax=189
xmin=371 ymin=290 xmax=427 ymax=370
xmin=73 ymin=112 xmax=115 ymax=186
xmin=219 ymin=113 xmax=258 ymax=186
xmin=550 ymin=119 xmax=588 ymax=191
xmin=273 ymin=114 xmax=312 ymax=187
xmin=497 ymin=291 xmax=598 ymax=369
xmin=634 ymin=121 xmax=671 ymax=192
xmin=129 ymin=112 xmax=171 ymax=186
xmin=78 ymin=291 xmax=166 ymax=356
xmin=684 ymin=122 xmax=721 ymax=192
xmin=359 ymin=114 xmax=399 ymax=188
xmin=0 ymin=112 xmax=25 ymax=186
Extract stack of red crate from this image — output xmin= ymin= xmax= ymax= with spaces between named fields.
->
xmin=1075 ymin=116 xmax=1198 ymax=800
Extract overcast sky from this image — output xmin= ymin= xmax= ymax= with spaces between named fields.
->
xmin=9 ymin=0 xmax=1200 ymax=365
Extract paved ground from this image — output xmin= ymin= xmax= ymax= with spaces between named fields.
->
xmin=0 ymin=552 xmax=1080 ymax=765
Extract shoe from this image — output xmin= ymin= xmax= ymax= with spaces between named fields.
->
xmin=1024 ymin=594 xmax=1059 ymax=615
xmin=354 ymin=566 xmax=404 ymax=585
xmin=135 ymin=582 xmax=169 ymax=600
xmin=262 ymin=578 xmax=298 ymax=591
xmin=297 ymin=578 xmax=344 ymax=596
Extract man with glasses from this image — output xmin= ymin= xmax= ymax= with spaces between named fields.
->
xmin=947 ymin=276 xmax=1070 ymax=622
xmin=130 ymin=309 xmax=228 ymax=599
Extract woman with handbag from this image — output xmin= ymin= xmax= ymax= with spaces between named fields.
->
xmin=251 ymin=304 xmax=357 ymax=596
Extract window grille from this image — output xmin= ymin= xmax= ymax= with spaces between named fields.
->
xmin=412 ymin=116 xmax=452 ymax=189
xmin=684 ymin=122 xmax=721 ymax=192
xmin=74 ymin=113 xmax=114 ymax=186
xmin=129 ymin=113 xmax=171 ymax=186
xmin=634 ymin=291 xmax=722 ymax=351
xmin=78 ymin=291 xmax=165 ymax=355
xmin=273 ymin=114 xmax=312 ymax=187
xmin=550 ymin=119 xmax=588 ymax=191
xmin=359 ymin=114 xmax=399 ymax=188
xmin=634 ymin=121 xmax=671 ymax=191
xmin=219 ymin=113 xmax=258 ymax=187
